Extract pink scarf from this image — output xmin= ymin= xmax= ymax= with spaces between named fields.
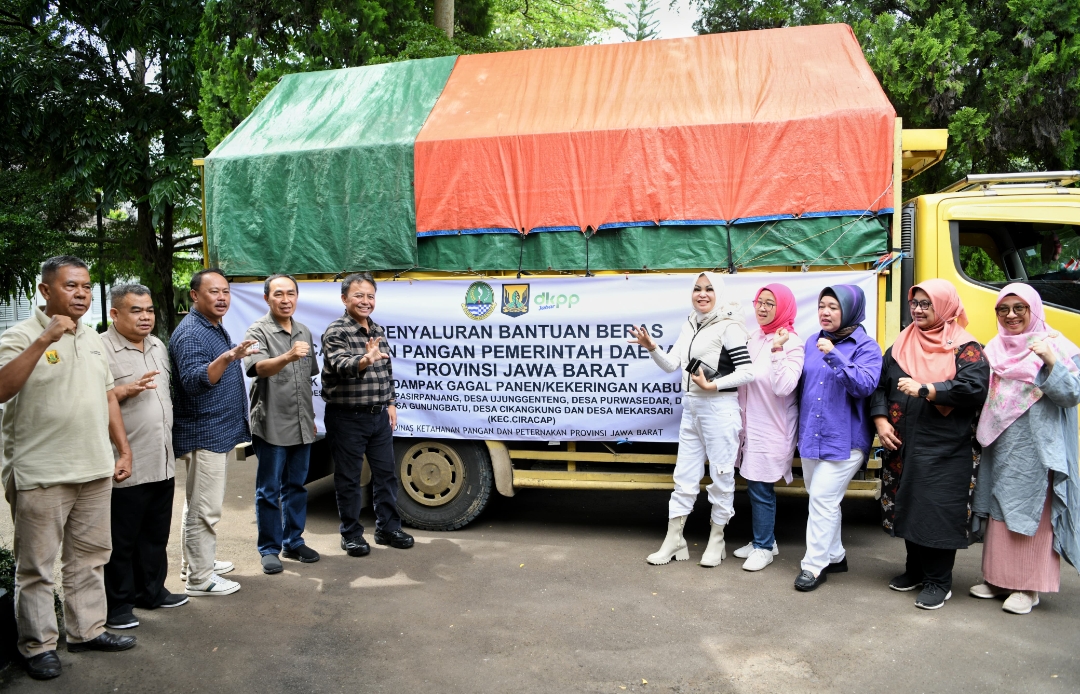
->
xmin=755 ymin=283 xmax=797 ymax=335
xmin=977 ymin=283 xmax=1080 ymax=446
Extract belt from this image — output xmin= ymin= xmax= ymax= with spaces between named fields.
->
xmin=327 ymin=403 xmax=387 ymax=414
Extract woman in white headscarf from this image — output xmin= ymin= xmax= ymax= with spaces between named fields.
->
xmin=629 ymin=272 xmax=755 ymax=567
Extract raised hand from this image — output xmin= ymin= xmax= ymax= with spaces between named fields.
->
xmin=773 ymin=327 xmax=790 ymax=350
xmin=41 ymin=314 xmax=77 ymax=343
xmin=365 ymin=336 xmax=390 ymax=364
xmin=1029 ymin=333 xmax=1058 ymax=368
xmin=816 ymin=337 xmax=834 ymax=354
xmin=627 ymin=325 xmax=657 ymax=351
xmin=227 ymin=339 xmax=257 ymax=363
xmin=289 ymin=340 xmax=311 ymax=361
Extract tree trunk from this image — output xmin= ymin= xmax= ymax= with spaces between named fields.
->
xmin=434 ymin=0 xmax=453 ymax=38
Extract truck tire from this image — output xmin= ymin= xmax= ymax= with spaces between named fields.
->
xmin=394 ymin=439 xmax=493 ymax=531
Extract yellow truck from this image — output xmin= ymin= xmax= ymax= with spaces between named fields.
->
xmin=195 ymin=25 xmax=1079 ymax=530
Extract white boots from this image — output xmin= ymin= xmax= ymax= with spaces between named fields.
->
xmin=698 ymin=522 xmax=727 ymax=567
xmin=646 ymin=516 xmax=689 ymax=565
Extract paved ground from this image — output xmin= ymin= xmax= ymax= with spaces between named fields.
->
xmin=1 ymin=457 xmax=1078 ymax=693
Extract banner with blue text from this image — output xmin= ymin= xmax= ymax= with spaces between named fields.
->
xmin=226 ymin=272 xmax=878 ymax=442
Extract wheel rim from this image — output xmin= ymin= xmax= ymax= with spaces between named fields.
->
xmin=401 ymin=442 xmax=465 ymax=507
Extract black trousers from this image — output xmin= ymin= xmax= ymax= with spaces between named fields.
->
xmin=904 ymin=539 xmax=957 ymax=592
xmin=105 ymin=478 xmax=175 ymax=618
xmin=325 ymin=406 xmax=401 ymax=539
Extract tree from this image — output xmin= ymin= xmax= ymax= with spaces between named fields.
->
xmin=197 ymin=0 xmax=502 ymax=150
xmin=623 ymin=0 xmax=660 ymax=41
xmin=489 ymin=0 xmax=617 ymax=49
xmin=689 ymin=0 xmax=1080 ymax=195
xmin=1 ymin=0 xmax=206 ymax=334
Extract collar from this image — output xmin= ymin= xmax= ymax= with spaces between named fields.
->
xmin=190 ymin=307 xmax=223 ymax=330
xmin=342 ymin=312 xmax=379 ymax=334
xmin=257 ymin=312 xmax=293 ymax=334
xmin=105 ymin=324 xmax=156 ymax=352
xmin=33 ymin=307 xmax=85 ymax=335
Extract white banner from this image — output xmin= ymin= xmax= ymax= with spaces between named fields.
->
xmin=225 ymin=272 xmax=877 ymax=443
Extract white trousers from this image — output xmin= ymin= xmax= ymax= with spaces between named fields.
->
xmin=801 ymin=448 xmax=864 ymax=574
xmin=669 ymin=394 xmax=741 ymax=526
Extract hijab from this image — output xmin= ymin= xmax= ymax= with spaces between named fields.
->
xmin=691 ymin=271 xmax=745 ymax=332
xmin=891 ymin=279 xmax=978 ymax=384
xmin=819 ymin=284 xmax=865 ymax=343
xmin=756 ymin=283 xmax=797 ymax=336
xmin=977 ymin=283 xmax=1080 ymax=446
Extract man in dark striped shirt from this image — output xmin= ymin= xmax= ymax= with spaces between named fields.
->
xmin=321 ymin=272 xmax=413 ymax=556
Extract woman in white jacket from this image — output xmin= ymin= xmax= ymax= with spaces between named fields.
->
xmin=629 ymin=272 xmax=755 ymax=566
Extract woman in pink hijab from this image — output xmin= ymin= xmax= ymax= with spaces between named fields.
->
xmin=734 ymin=284 xmax=804 ymax=572
xmin=971 ymin=284 xmax=1080 ymax=615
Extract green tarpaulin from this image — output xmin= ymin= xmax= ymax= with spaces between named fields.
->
xmin=205 ymin=56 xmax=457 ymax=276
xmin=417 ymin=216 xmax=890 ymax=272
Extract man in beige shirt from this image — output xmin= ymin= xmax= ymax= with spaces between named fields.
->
xmin=0 ymin=256 xmax=137 ymax=680
xmin=101 ymin=284 xmax=188 ymax=631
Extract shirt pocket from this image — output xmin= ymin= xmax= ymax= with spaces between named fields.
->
xmin=271 ymin=361 xmax=293 ymax=384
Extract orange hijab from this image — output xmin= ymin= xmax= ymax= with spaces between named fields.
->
xmin=892 ymin=279 xmax=978 ymax=385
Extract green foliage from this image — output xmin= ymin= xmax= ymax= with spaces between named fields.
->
xmin=1 ymin=0 xmax=207 ymax=335
xmin=623 ymin=0 xmax=660 ymax=41
xmin=197 ymin=0 xmax=507 ymax=150
xmin=489 ymin=0 xmax=617 ymax=49
xmin=960 ymin=246 xmax=1007 ymax=283
xmin=690 ymin=0 xmax=1080 ymax=195
xmin=0 ymin=169 xmax=83 ymax=302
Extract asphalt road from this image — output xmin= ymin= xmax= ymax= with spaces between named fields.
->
xmin=1 ymin=457 xmax=1078 ymax=693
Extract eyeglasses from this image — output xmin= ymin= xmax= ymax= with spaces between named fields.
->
xmin=907 ymin=299 xmax=933 ymax=311
xmin=996 ymin=304 xmax=1029 ymax=317
xmin=754 ymin=300 xmax=776 ymax=309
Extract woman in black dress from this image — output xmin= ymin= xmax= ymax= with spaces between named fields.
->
xmin=872 ymin=279 xmax=989 ymax=609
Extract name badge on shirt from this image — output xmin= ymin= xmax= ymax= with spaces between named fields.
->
xmin=45 ymin=350 xmax=60 ymax=364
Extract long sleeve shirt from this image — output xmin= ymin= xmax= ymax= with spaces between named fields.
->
xmin=170 ymin=308 xmax=251 ymax=457
xmin=738 ymin=327 xmax=804 ymax=483
xmin=320 ymin=314 xmax=396 ymax=407
xmin=797 ymin=325 xmax=882 ymax=462
xmin=649 ymin=315 xmax=754 ymax=396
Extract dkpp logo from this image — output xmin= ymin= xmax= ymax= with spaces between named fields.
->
xmin=533 ymin=291 xmax=580 ymax=311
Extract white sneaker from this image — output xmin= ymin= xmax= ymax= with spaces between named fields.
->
xmin=742 ymin=547 xmax=774 ymax=572
xmin=1002 ymin=591 xmax=1039 ymax=615
xmin=180 ymin=559 xmax=234 ymax=579
xmin=186 ymin=573 xmax=241 ymax=597
xmin=733 ymin=541 xmax=778 ymax=559
xmin=969 ymin=583 xmax=1008 ymax=599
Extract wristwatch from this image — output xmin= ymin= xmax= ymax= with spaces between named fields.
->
xmin=917 ymin=384 xmax=929 ymax=399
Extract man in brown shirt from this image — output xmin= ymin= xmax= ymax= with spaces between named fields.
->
xmin=101 ymin=284 xmax=188 ymax=630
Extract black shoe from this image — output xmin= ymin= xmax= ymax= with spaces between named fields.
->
xmin=158 ymin=593 xmax=189 ymax=608
xmin=914 ymin=583 xmax=952 ymax=610
xmin=67 ymin=631 xmax=137 ymax=653
xmin=823 ymin=557 xmax=848 ymax=574
xmin=261 ymin=554 xmax=284 ymax=574
xmin=374 ymin=528 xmax=415 ymax=549
xmin=794 ymin=570 xmax=827 ymax=592
xmin=341 ymin=535 xmax=371 ymax=557
xmin=889 ymin=572 xmax=923 ymax=592
xmin=105 ymin=612 xmax=139 ymax=630
xmin=24 ymin=651 xmax=61 ymax=680
xmin=283 ymin=544 xmax=321 ymax=563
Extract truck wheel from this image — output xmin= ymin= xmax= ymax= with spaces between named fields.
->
xmin=394 ymin=439 xmax=493 ymax=531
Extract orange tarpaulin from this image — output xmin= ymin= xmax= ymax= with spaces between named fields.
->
xmin=413 ymin=24 xmax=895 ymax=236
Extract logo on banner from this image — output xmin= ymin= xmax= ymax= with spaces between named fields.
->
xmin=500 ymin=284 xmax=530 ymax=318
xmin=462 ymin=281 xmax=496 ymax=320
